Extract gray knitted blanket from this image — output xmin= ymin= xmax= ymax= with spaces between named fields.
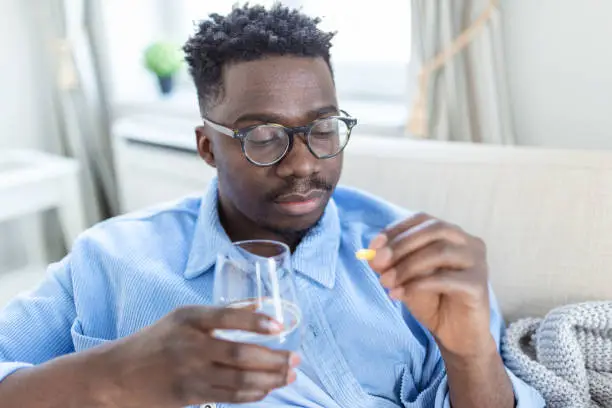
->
xmin=501 ymin=301 xmax=612 ymax=408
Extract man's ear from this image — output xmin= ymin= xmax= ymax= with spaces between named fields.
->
xmin=196 ymin=126 xmax=216 ymax=168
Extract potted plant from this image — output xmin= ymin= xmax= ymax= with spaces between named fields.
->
xmin=144 ymin=41 xmax=184 ymax=95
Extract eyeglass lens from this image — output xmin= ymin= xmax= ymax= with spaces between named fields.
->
xmin=243 ymin=117 xmax=350 ymax=165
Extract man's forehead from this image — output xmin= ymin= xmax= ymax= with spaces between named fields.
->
xmin=223 ymin=56 xmax=332 ymax=85
xmin=218 ymin=56 xmax=337 ymax=123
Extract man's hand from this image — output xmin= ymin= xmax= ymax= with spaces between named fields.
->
xmin=97 ymin=306 xmax=299 ymax=407
xmin=368 ymin=212 xmax=491 ymax=357
xmin=368 ymin=213 xmax=516 ymax=407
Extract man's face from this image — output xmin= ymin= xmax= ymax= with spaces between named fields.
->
xmin=197 ymin=56 xmax=342 ymax=234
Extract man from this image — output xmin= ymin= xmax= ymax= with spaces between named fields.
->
xmin=0 ymin=4 xmax=544 ymax=407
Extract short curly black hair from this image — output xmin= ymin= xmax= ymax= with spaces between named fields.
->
xmin=183 ymin=3 xmax=336 ymax=113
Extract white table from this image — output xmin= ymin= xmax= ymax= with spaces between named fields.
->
xmin=0 ymin=150 xmax=86 ymax=305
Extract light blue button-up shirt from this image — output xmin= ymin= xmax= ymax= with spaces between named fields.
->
xmin=0 ymin=179 xmax=544 ymax=407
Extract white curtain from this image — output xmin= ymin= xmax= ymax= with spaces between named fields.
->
xmin=35 ymin=0 xmax=119 ymax=224
xmin=0 ymin=0 xmax=116 ymax=272
xmin=407 ymin=0 xmax=515 ymax=144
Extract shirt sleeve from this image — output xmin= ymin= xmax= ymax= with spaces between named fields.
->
xmin=0 ymin=255 xmax=77 ymax=383
xmin=405 ymin=287 xmax=545 ymax=408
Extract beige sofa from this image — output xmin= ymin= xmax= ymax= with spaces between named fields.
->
xmin=114 ymin=130 xmax=612 ymax=322
xmin=342 ymin=138 xmax=612 ymax=321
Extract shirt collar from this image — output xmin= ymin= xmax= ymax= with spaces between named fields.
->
xmin=183 ymin=178 xmax=341 ymax=289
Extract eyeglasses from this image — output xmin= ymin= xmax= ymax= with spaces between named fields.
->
xmin=202 ymin=111 xmax=358 ymax=166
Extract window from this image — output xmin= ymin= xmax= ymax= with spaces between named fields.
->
xmin=102 ymin=1 xmax=412 ymax=135
xmin=297 ymin=0 xmax=411 ymax=64
xmin=179 ymin=0 xmax=412 ymax=101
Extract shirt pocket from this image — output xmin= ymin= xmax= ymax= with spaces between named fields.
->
xmin=70 ymin=318 xmax=112 ymax=351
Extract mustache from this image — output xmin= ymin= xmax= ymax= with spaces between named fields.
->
xmin=265 ymin=177 xmax=334 ymax=201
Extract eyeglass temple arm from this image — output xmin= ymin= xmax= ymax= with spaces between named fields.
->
xmin=339 ymin=110 xmax=357 ymax=125
xmin=202 ymin=118 xmax=236 ymax=138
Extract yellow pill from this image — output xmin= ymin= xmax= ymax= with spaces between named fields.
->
xmin=356 ymin=249 xmax=376 ymax=261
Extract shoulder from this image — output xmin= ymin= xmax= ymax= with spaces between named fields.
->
xmin=332 ymin=185 xmax=414 ymax=237
xmin=70 ymin=195 xmax=202 ymax=264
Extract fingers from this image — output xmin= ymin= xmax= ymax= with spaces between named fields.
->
xmin=371 ymin=218 xmax=468 ymax=271
xmin=389 ymin=219 xmax=468 ymax=261
xmin=206 ymin=363 xmax=296 ymax=391
xmin=390 ymin=269 xmax=485 ymax=301
xmin=181 ymin=380 xmax=272 ymax=406
xmin=202 ymin=387 xmax=270 ymax=404
xmin=370 ymin=215 xmax=474 ymax=274
xmin=209 ymin=337 xmax=299 ymax=371
xmin=162 ymin=306 xmax=300 ymax=407
xmin=378 ymin=241 xmax=475 ymax=289
xmin=198 ymin=343 xmax=298 ymax=404
xmin=377 ymin=212 xmax=434 ymax=245
xmin=178 ymin=306 xmax=283 ymax=335
xmin=367 ymin=213 xmax=488 ymax=296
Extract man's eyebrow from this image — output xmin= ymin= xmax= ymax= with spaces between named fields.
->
xmin=233 ymin=105 xmax=339 ymax=125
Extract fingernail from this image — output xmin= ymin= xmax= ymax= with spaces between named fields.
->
xmin=289 ymin=353 xmax=301 ymax=367
xmin=260 ymin=319 xmax=283 ymax=333
xmin=246 ymin=390 xmax=268 ymax=399
xmin=370 ymin=234 xmax=388 ymax=249
xmin=287 ymin=369 xmax=297 ymax=384
xmin=389 ymin=287 xmax=404 ymax=299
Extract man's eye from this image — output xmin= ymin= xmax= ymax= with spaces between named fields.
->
xmin=247 ymin=131 xmax=285 ymax=147
xmin=311 ymin=124 xmax=338 ymax=138
xmin=311 ymin=130 xmax=335 ymax=139
xmin=249 ymin=138 xmax=276 ymax=146
xmin=312 ymin=120 xmax=338 ymax=137
xmin=247 ymin=127 xmax=285 ymax=144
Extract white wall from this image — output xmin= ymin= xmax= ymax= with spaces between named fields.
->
xmin=504 ymin=0 xmax=612 ymax=150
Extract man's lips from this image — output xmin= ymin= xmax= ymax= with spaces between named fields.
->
xmin=274 ymin=190 xmax=325 ymax=204
xmin=273 ymin=190 xmax=326 ymax=216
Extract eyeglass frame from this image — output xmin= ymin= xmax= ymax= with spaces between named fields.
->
xmin=201 ymin=110 xmax=358 ymax=167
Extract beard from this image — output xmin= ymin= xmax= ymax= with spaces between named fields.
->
xmin=260 ymin=215 xmax=326 ymax=250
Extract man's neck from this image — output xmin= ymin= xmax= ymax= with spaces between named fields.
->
xmin=217 ymin=199 xmax=305 ymax=251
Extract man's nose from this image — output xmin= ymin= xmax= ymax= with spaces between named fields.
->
xmin=275 ymin=135 xmax=319 ymax=179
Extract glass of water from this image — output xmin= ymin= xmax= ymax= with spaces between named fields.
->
xmin=213 ymin=240 xmax=302 ymax=351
